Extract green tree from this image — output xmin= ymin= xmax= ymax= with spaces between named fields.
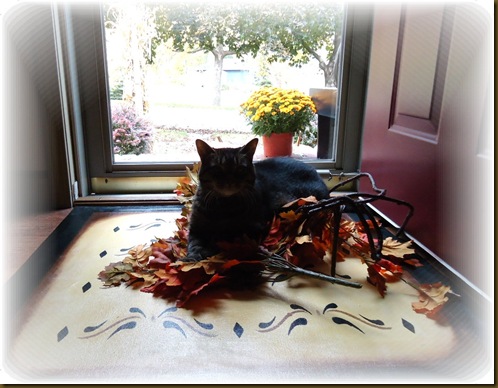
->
xmin=153 ymin=2 xmax=266 ymax=106
xmin=260 ymin=2 xmax=343 ymax=87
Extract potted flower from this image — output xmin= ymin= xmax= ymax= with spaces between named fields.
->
xmin=240 ymin=86 xmax=317 ymax=157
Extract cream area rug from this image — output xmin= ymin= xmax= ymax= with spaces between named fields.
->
xmin=4 ymin=209 xmax=488 ymax=383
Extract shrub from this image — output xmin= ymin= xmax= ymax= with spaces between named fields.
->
xmin=109 ymin=80 xmax=124 ymax=100
xmin=294 ymin=115 xmax=318 ymax=147
xmin=111 ymin=104 xmax=153 ymax=155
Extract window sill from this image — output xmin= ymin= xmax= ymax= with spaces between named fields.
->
xmin=74 ymin=193 xmax=180 ymax=206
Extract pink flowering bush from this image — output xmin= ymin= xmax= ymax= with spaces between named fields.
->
xmin=112 ymin=104 xmax=153 ymax=155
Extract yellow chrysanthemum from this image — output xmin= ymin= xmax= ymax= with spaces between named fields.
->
xmin=240 ymin=86 xmax=317 ymax=136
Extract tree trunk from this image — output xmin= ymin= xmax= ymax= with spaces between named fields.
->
xmin=130 ymin=27 xmax=145 ymax=115
xmin=210 ymin=45 xmax=236 ymax=106
xmin=121 ymin=3 xmax=149 ymax=115
xmin=211 ymin=45 xmax=225 ymax=106
xmin=319 ymin=37 xmax=341 ymax=87
xmin=323 ymin=42 xmax=341 ymax=87
xmin=330 ymin=40 xmax=341 ymax=87
xmin=323 ymin=65 xmax=334 ymax=87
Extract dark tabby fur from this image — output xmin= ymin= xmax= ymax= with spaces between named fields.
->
xmin=186 ymin=138 xmax=329 ymax=261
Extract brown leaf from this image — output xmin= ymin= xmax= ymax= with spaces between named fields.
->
xmin=174 ymin=163 xmax=200 ymax=201
xmin=98 ymin=261 xmax=134 ymax=286
xmin=381 ymin=237 xmax=415 ymax=257
xmin=129 ymin=271 xmax=157 ymax=288
xmin=412 ymin=282 xmax=453 ymax=318
xmin=175 ymin=257 xmax=226 ymax=275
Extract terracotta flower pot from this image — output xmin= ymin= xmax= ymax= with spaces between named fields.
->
xmin=262 ymin=132 xmax=293 ymax=157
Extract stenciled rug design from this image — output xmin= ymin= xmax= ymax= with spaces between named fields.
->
xmin=6 ymin=209 xmax=483 ymax=383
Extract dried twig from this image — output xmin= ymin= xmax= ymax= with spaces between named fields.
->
xmin=258 ymin=250 xmax=363 ymax=289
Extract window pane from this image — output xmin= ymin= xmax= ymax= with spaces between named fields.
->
xmin=103 ymin=1 xmax=344 ymax=164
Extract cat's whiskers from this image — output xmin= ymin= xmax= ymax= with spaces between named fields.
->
xmin=201 ymin=189 xmax=218 ymax=211
xmin=200 ymin=186 xmax=258 ymax=214
xmin=240 ymin=187 xmax=258 ymax=209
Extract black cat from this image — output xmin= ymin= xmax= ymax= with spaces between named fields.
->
xmin=186 ymin=138 xmax=329 ymax=261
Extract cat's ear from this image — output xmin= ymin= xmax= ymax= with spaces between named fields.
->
xmin=240 ymin=138 xmax=258 ymax=160
xmin=196 ymin=139 xmax=215 ymax=161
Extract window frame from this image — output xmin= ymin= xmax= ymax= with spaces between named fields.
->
xmin=58 ymin=3 xmax=373 ymax=196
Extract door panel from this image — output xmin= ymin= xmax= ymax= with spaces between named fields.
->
xmin=389 ymin=4 xmax=452 ymax=143
xmin=395 ymin=5 xmax=444 ymax=120
xmin=360 ymin=3 xmax=491 ymax=294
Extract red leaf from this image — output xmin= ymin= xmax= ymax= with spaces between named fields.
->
xmin=367 ymin=264 xmax=387 ymax=297
xmin=176 ymin=273 xmax=225 ymax=307
xmin=376 ymin=258 xmax=403 ymax=282
xmin=141 ymin=279 xmax=181 ymax=298
xmin=289 ymin=239 xmax=326 ymax=267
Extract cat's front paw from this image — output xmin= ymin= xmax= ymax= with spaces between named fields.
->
xmin=186 ymin=240 xmax=217 ymax=262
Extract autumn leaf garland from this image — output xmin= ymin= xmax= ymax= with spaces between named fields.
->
xmin=98 ymin=164 xmax=456 ymax=317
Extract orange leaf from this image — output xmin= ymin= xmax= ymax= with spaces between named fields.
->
xmin=222 ymin=259 xmax=244 ymax=270
xmin=367 ymin=264 xmax=387 ymax=297
xmin=376 ymin=258 xmax=403 ymax=282
xmin=279 ymin=210 xmax=301 ymax=223
xmin=153 ymin=268 xmax=181 ymax=286
xmin=404 ymin=258 xmax=424 ymax=267
xmin=281 ymin=196 xmax=319 ymax=209
xmin=412 ymin=282 xmax=454 ymax=318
